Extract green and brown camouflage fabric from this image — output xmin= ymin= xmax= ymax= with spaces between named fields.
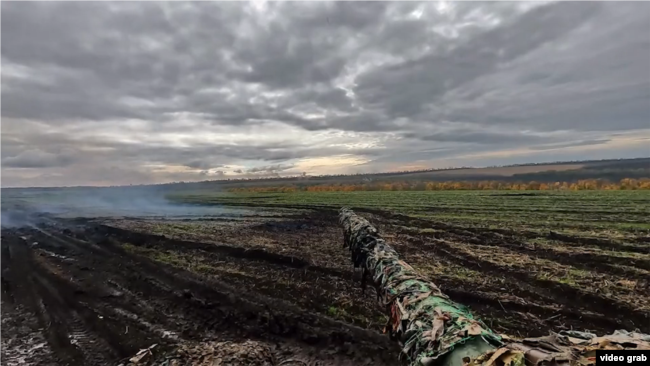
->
xmin=472 ymin=330 xmax=650 ymax=366
xmin=338 ymin=208 xmax=650 ymax=366
xmin=339 ymin=208 xmax=503 ymax=366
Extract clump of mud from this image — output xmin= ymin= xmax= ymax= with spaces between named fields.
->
xmin=124 ymin=340 xmax=277 ymax=366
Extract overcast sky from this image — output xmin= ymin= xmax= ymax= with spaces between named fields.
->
xmin=2 ymin=1 xmax=649 ymax=187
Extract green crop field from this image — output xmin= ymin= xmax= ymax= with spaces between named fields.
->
xmin=170 ymin=190 xmax=650 ymax=235
xmin=164 ymin=189 xmax=650 ymax=336
xmin=3 ymin=186 xmax=649 ymax=362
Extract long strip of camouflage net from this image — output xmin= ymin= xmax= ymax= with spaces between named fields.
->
xmin=339 ymin=208 xmax=650 ymax=366
xmin=339 ymin=208 xmax=502 ymax=366
xmin=471 ymin=330 xmax=650 ymax=366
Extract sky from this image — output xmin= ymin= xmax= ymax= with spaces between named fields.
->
xmin=1 ymin=1 xmax=649 ymax=187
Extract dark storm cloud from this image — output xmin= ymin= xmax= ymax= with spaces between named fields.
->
xmin=353 ymin=2 xmax=600 ymax=119
xmin=2 ymin=149 xmax=75 ymax=169
xmin=246 ymin=164 xmax=295 ymax=174
xmin=184 ymin=161 xmax=224 ymax=170
xmin=2 ymin=1 xmax=649 ymax=187
xmin=434 ymin=3 xmax=650 ymax=132
xmin=530 ymin=139 xmax=612 ymax=151
xmin=403 ymin=130 xmax=547 ymax=144
xmin=1 ymin=124 xmax=382 ymax=173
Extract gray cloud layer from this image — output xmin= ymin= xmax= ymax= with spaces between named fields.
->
xmin=2 ymin=1 xmax=649 ymax=187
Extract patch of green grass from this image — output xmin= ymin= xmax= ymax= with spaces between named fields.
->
xmin=327 ymin=306 xmax=340 ymax=317
xmin=193 ymin=263 xmax=214 ymax=273
xmin=149 ymin=251 xmax=188 ymax=267
xmin=536 ymin=268 xmax=594 ymax=287
xmin=122 ymin=243 xmax=212 ymax=272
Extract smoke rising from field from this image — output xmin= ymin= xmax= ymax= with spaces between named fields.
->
xmin=1 ymin=186 xmax=249 ymax=228
xmin=1 ymin=210 xmax=40 ymax=228
xmin=43 ymin=187 xmax=191 ymax=217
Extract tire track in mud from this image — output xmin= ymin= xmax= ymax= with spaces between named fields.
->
xmin=95 ymin=224 xmax=312 ymax=269
xmin=1 ymin=251 xmax=57 ymax=366
xmin=5 ymin=209 xmax=644 ymax=365
xmin=429 ymin=269 xmax=630 ymax=336
xmin=32 ymin=244 xmax=186 ymax=350
xmin=545 ymin=231 xmax=650 ymax=254
xmin=90 ymin=221 xmax=386 ymax=329
xmin=2 ymin=229 xmax=190 ymax=365
xmin=365 ymin=208 xmax=650 ymax=254
xmin=27 ymin=227 xmax=253 ymax=342
xmin=1 ymin=234 xmax=122 ymax=365
xmin=393 ymin=225 xmax=650 ymax=281
xmin=3 ymin=235 xmax=78 ymax=365
xmin=89 ymin=231 xmax=391 ymax=347
xmin=87 ymin=229 xmax=400 ymax=364
xmin=351 ymin=209 xmax=650 ymax=333
xmin=411 ymin=236 xmax=649 ymax=332
xmin=443 ymin=285 xmax=627 ymax=335
xmin=103 ymin=209 xmax=648 ymax=337
xmin=2 ymin=222 xmax=399 ymax=366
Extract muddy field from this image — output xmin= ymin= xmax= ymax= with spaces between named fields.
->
xmin=2 ymin=198 xmax=649 ymax=365
xmin=1 ymin=211 xmax=402 ymax=366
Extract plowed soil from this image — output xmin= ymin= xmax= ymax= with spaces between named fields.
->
xmin=0 ymin=213 xmax=399 ymax=366
xmin=2 ymin=206 xmax=648 ymax=365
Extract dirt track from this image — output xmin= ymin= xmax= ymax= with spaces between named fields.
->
xmin=0 ymin=216 xmax=399 ymax=366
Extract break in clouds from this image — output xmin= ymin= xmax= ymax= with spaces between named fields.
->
xmin=2 ymin=1 xmax=649 ymax=187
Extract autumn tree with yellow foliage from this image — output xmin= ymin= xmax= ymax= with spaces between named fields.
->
xmin=228 ymin=178 xmax=650 ymax=193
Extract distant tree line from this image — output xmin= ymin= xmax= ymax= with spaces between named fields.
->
xmin=105 ymin=157 xmax=648 ymax=191
xmin=228 ymin=178 xmax=650 ymax=193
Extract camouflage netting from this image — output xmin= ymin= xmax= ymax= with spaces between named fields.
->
xmin=339 ymin=208 xmax=650 ymax=366
xmin=339 ymin=208 xmax=503 ymax=366
xmin=473 ymin=330 xmax=650 ymax=366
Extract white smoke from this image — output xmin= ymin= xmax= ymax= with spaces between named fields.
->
xmin=1 ymin=186 xmax=250 ymax=227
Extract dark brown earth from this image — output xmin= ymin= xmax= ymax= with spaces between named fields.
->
xmin=0 ymin=214 xmax=399 ymax=366
xmin=1 ymin=208 xmax=648 ymax=365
